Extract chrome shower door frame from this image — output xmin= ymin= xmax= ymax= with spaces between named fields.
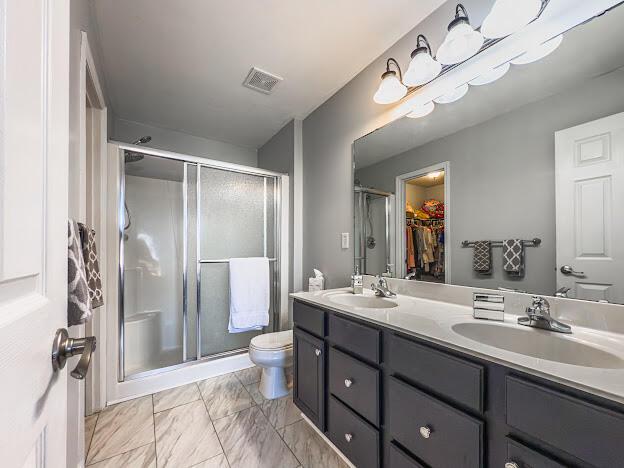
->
xmin=116 ymin=143 xmax=284 ymax=382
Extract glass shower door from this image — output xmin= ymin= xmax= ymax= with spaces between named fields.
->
xmin=195 ymin=165 xmax=278 ymax=358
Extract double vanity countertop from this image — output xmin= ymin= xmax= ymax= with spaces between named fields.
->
xmin=291 ymin=287 xmax=624 ymax=406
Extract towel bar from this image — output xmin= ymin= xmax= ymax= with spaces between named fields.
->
xmin=461 ymin=238 xmax=541 ymax=248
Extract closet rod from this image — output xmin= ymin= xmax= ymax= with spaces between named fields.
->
xmin=461 ymin=238 xmax=541 ymax=248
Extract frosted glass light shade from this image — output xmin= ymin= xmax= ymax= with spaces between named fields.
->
xmin=406 ymin=102 xmax=435 ymax=119
xmin=373 ymin=71 xmax=407 ymax=104
xmin=403 ymin=51 xmax=442 ymax=87
xmin=511 ymin=35 xmax=563 ymax=65
xmin=434 ymin=83 xmax=469 ymax=104
xmin=469 ymin=62 xmax=510 ymax=86
xmin=437 ymin=22 xmax=484 ymax=65
xmin=481 ymin=0 xmax=542 ymax=39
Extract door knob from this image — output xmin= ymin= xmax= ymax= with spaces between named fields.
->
xmin=51 ymin=328 xmax=97 ymax=380
xmin=315 ymin=348 xmax=321 ymax=357
xmin=560 ymin=265 xmax=585 ymax=276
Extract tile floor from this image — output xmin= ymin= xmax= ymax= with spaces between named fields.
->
xmin=85 ymin=366 xmax=349 ymax=468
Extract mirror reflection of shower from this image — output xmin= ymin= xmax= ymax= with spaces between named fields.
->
xmin=354 ymin=183 xmax=394 ymax=276
xmin=123 ymin=136 xmax=152 ymax=241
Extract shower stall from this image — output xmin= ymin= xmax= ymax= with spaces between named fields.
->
xmin=112 ymin=143 xmax=289 ymax=387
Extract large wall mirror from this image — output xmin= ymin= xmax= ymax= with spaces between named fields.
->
xmin=353 ymin=2 xmax=624 ymax=304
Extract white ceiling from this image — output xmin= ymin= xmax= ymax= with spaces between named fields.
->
xmin=93 ymin=0 xmax=446 ymax=149
xmin=354 ymin=3 xmax=624 ymax=168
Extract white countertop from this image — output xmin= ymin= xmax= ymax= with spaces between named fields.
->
xmin=291 ymin=288 xmax=624 ymax=405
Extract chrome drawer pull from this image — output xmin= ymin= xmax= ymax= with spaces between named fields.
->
xmin=344 ymin=378 xmax=353 ymax=388
xmin=315 ymin=348 xmax=321 ymax=357
xmin=419 ymin=426 xmax=432 ymax=439
xmin=344 ymin=433 xmax=353 ymax=443
xmin=504 ymin=463 xmax=519 ymax=468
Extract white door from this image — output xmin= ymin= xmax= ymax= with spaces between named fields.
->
xmin=0 ymin=0 xmax=70 ymax=467
xmin=555 ymin=112 xmax=624 ymax=303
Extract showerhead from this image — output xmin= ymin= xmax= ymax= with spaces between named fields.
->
xmin=132 ymin=135 xmax=152 ymax=145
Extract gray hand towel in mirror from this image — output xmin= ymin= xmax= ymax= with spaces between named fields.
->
xmin=473 ymin=241 xmax=492 ymax=274
xmin=79 ymin=223 xmax=104 ymax=309
xmin=68 ymin=220 xmax=92 ymax=326
xmin=503 ymin=239 xmax=524 ymax=277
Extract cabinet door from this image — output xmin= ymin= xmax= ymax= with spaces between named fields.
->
xmin=293 ymin=327 xmax=326 ymax=430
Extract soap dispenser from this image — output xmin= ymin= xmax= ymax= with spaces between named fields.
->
xmin=352 ymin=265 xmax=363 ymax=295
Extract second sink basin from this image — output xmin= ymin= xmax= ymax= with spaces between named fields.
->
xmin=452 ymin=321 xmax=624 ymax=369
xmin=328 ymin=293 xmax=398 ymax=309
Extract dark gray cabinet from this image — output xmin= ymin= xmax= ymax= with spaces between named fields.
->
xmin=292 ymin=299 xmax=624 ymax=468
xmin=293 ymin=327 xmax=325 ymax=431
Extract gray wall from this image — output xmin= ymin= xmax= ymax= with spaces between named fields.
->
xmin=302 ymin=0 xmax=492 ymax=289
xmin=113 ymin=118 xmax=258 ymax=167
xmin=258 ymin=120 xmax=296 ymax=292
xmin=356 ymin=70 xmax=624 ymax=294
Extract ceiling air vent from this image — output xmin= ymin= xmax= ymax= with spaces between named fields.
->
xmin=243 ymin=67 xmax=283 ymax=94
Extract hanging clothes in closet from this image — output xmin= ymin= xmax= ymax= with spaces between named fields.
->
xmin=406 ymin=218 xmax=445 ymax=281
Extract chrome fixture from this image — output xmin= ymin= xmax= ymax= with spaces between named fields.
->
xmin=555 ymin=287 xmax=571 ymax=298
xmin=405 ymin=271 xmax=417 ymax=280
xmin=344 ymin=378 xmax=353 ymax=388
xmin=473 ymin=292 xmax=504 ymax=321
xmin=560 ymin=265 xmax=585 ymax=277
xmin=419 ymin=426 xmax=432 ymax=439
xmin=518 ymin=296 xmax=572 ymax=334
xmin=373 ymin=58 xmax=407 ymax=104
xmin=51 ymin=328 xmax=97 ymax=380
xmin=371 ymin=275 xmax=397 ymax=298
xmin=351 ymin=265 xmax=363 ymax=295
xmin=504 ymin=463 xmax=520 ymax=468
xmin=124 ymin=135 xmax=152 ymax=163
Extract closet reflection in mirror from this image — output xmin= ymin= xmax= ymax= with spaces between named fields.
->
xmin=353 ymin=4 xmax=624 ymax=304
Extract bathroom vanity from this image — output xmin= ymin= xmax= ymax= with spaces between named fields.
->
xmin=292 ymin=290 xmax=624 ymax=468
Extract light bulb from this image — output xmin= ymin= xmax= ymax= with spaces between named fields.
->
xmin=434 ymin=83 xmax=469 ymax=104
xmin=469 ymin=62 xmax=510 ymax=86
xmin=481 ymin=0 xmax=542 ymax=39
xmin=373 ymin=70 xmax=407 ymax=104
xmin=511 ymin=35 xmax=563 ymax=65
xmin=437 ymin=21 xmax=484 ymax=65
xmin=406 ymin=102 xmax=435 ymax=119
xmin=403 ymin=50 xmax=442 ymax=87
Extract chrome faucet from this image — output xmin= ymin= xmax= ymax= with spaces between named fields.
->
xmin=554 ymin=287 xmax=571 ymax=298
xmin=518 ymin=296 xmax=571 ymax=334
xmin=371 ymin=276 xmax=396 ymax=298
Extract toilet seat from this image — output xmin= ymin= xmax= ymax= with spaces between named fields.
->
xmin=250 ymin=330 xmax=292 ymax=351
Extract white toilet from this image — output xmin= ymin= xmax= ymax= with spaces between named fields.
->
xmin=249 ymin=330 xmax=293 ymax=399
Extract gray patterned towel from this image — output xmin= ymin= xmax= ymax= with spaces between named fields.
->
xmin=79 ymin=223 xmax=104 ymax=309
xmin=473 ymin=241 xmax=492 ymax=274
xmin=503 ymin=239 xmax=524 ymax=277
xmin=68 ymin=220 xmax=91 ymax=326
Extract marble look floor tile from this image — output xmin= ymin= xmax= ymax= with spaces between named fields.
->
xmin=261 ymin=394 xmax=301 ymax=429
xmin=87 ymin=396 xmax=154 ymax=465
xmin=199 ymin=374 xmax=253 ymax=420
xmin=281 ymin=420 xmax=349 ymax=468
xmin=244 ymin=383 xmax=266 ymax=406
xmin=153 ymin=382 xmax=200 ymax=413
xmin=85 ymin=414 xmax=99 ymax=456
xmin=86 ymin=443 xmax=156 ymax=468
xmin=234 ymin=366 xmax=261 ymax=386
xmin=191 ymin=453 xmax=230 ymax=468
xmin=154 ymin=400 xmax=223 ymax=468
xmin=214 ymin=406 xmax=298 ymax=468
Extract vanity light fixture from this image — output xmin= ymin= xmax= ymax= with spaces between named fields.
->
xmin=481 ymin=0 xmax=542 ymax=39
xmin=436 ymin=4 xmax=484 ymax=65
xmin=434 ymin=83 xmax=469 ymax=104
xmin=406 ymin=101 xmax=435 ymax=119
xmin=469 ymin=62 xmax=510 ymax=86
xmin=511 ymin=34 xmax=563 ymax=65
xmin=403 ymin=35 xmax=442 ymax=87
xmin=373 ymin=58 xmax=408 ymax=104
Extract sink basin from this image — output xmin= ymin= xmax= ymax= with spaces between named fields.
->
xmin=451 ymin=322 xmax=624 ymax=369
xmin=328 ymin=293 xmax=398 ymax=309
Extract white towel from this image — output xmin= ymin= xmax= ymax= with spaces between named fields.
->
xmin=228 ymin=257 xmax=270 ymax=334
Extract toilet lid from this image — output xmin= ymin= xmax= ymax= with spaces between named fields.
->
xmin=250 ymin=330 xmax=293 ymax=350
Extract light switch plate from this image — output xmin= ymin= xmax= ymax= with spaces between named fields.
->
xmin=341 ymin=232 xmax=349 ymax=249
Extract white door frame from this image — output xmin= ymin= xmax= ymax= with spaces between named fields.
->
xmin=395 ymin=162 xmax=451 ymax=282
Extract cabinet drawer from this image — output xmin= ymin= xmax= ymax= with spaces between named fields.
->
xmin=388 ymin=334 xmax=484 ymax=412
xmin=329 ymin=346 xmax=380 ymax=426
xmin=506 ymin=438 xmax=566 ymax=468
xmin=328 ymin=313 xmax=380 ymax=363
xmin=293 ymin=300 xmax=325 ymax=337
xmin=506 ymin=376 xmax=624 ymax=468
xmin=388 ymin=377 xmax=483 ymax=468
xmin=388 ymin=443 xmax=426 ymax=468
xmin=328 ymin=396 xmax=380 ymax=468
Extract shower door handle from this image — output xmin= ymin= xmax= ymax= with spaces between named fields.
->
xmin=51 ymin=328 xmax=97 ymax=380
